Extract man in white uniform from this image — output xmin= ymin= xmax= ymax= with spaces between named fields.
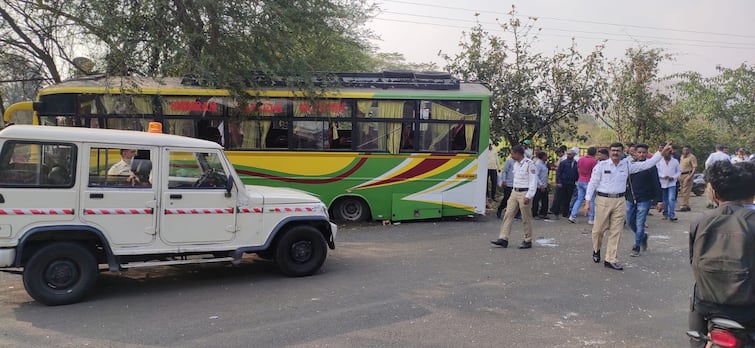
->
xmin=491 ymin=145 xmax=539 ymax=249
xmin=108 ymin=149 xmax=137 ymax=176
xmin=585 ymin=142 xmax=673 ymax=270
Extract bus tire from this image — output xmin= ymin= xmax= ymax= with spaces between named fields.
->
xmin=274 ymin=225 xmax=327 ymax=277
xmin=332 ymin=197 xmax=369 ymax=222
xmin=22 ymin=242 xmax=97 ymax=306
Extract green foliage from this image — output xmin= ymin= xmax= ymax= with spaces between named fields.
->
xmin=1 ymin=0 xmax=378 ymax=96
xmin=592 ymin=47 xmax=674 ymax=145
xmin=369 ymin=52 xmax=438 ymax=72
xmin=441 ymin=7 xmax=606 ymax=148
xmin=69 ymin=0 xmax=377 ymax=86
xmin=670 ymin=64 xmax=755 ymax=151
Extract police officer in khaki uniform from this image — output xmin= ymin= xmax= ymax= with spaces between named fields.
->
xmin=491 ymin=145 xmax=538 ymax=249
xmin=678 ymin=145 xmax=697 ymax=211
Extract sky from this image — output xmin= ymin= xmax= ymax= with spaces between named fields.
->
xmin=367 ymin=0 xmax=755 ymax=77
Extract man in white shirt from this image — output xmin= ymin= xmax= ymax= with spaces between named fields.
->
xmin=108 ymin=149 xmax=137 ymax=176
xmin=731 ymin=147 xmax=747 ymax=164
xmin=491 ymin=145 xmax=538 ymax=249
xmin=705 ymin=144 xmax=731 ymax=167
xmin=703 ymin=145 xmax=731 ymax=208
xmin=657 ymin=152 xmax=681 ymax=221
xmin=486 ymin=142 xmax=502 ymax=202
xmin=585 ymin=142 xmax=673 ymax=271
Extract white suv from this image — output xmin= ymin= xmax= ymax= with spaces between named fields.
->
xmin=0 ymin=125 xmax=336 ymax=305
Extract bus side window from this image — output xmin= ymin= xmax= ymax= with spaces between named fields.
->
xmin=450 ymin=124 xmax=467 ymax=151
xmin=330 ymin=122 xmax=352 ymax=150
xmin=266 ymin=128 xmax=288 ymax=148
xmin=401 ymin=124 xmax=414 ymax=150
xmin=197 ymin=120 xmax=222 ymax=145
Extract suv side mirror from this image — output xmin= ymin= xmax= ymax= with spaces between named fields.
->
xmin=225 ymin=174 xmax=234 ymax=198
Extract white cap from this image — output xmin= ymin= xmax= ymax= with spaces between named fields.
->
xmin=569 ymin=147 xmax=579 ymax=155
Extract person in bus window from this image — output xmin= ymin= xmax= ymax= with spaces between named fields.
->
xmin=197 ymin=119 xmax=222 ymax=145
xmin=228 ymin=121 xmax=244 ymax=148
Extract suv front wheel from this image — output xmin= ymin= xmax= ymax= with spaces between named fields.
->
xmin=274 ymin=226 xmax=327 ymax=277
xmin=22 ymin=242 xmax=98 ymax=306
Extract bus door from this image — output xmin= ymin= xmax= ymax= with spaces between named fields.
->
xmin=160 ymin=149 xmax=237 ymax=244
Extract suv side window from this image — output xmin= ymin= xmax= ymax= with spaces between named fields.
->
xmin=88 ymin=147 xmax=153 ymax=188
xmin=0 ymin=141 xmax=76 ymax=187
xmin=168 ymin=151 xmax=228 ymax=189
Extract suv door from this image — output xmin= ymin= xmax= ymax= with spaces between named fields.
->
xmin=160 ymin=149 xmax=237 ymax=244
xmin=0 ymin=141 xmax=78 ymax=238
xmin=80 ymin=146 xmax=158 ymax=245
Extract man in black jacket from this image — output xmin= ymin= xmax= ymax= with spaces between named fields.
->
xmin=688 ymin=160 xmax=755 ymax=347
xmin=555 ymin=148 xmax=579 ymax=218
xmin=625 ymin=144 xmax=663 ymax=257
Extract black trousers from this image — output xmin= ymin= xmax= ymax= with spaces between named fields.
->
xmin=532 ymin=187 xmax=549 ymax=217
xmin=555 ymin=184 xmax=576 ymax=217
xmin=549 ymin=186 xmax=560 ymax=215
xmin=496 ymin=186 xmax=513 ymax=217
xmin=487 ymin=169 xmax=498 ymax=200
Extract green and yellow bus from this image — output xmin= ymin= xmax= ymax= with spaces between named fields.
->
xmin=2 ymin=72 xmax=492 ymax=222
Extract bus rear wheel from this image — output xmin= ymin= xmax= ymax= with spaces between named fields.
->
xmin=332 ymin=197 xmax=369 ymax=222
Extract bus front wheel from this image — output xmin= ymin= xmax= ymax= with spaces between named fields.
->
xmin=332 ymin=197 xmax=370 ymax=222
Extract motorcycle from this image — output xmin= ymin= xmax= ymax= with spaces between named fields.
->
xmin=692 ymin=173 xmax=706 ymax=196
xmin=687 ymin=317 xmax=755 ymax=348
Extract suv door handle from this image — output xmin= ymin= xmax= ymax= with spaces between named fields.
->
xmin=170 ymin=194 xmax=182 ymax=199
xmin=90 ymin=193 xmax=104 ymax=199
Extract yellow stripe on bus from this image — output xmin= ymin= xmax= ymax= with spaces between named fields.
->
xmin=228 ymin=151 xmax=359 ymax=176
xmin=39 ymin=86 xmax=379 ymax=99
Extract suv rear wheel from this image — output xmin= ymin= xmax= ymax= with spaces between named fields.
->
xmin=22 ymin=242 xmax=97 ymax=306
xmin=274 ymin=226 xmax=327 ymax=277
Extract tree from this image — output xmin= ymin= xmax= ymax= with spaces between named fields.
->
xmin=592 ymin=47 xmax=673 ymax=145
xmin=442 ymin=7 xmax=606 ymax=148
xmin=370 ymin=52 xmax=438 ymax=72
xmin=0 ymin=0 xmax=378 ymax=100
xmin=671 ymin=64 xmax=755 ymax=151
xmin=0 ymin=0 xmax=82 ymax=84
xmin=0 ymin=53 xmax=45 ymax=120
xmin=65 ymin=0 xmax=377 ymax=84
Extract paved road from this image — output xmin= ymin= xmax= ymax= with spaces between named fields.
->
xmin=0 ymin=196 xmax=711 ymax=347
